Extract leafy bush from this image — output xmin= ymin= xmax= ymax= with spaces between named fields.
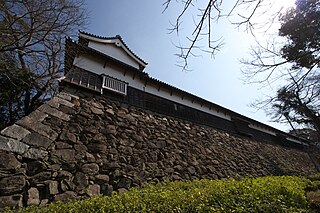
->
xmin=306 ymin=173 xmax=320 ymax=182
xmin=305 ymin=180 xmax=320 ymax=191
xmin=4 ymin=176 xmax=312 ymax=213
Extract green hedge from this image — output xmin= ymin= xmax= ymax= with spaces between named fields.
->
xmin=5 ymin=176 xmax=312 ymax=213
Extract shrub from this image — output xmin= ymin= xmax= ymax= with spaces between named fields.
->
xmin=4 ymin=176 xmax=311 ymax=213
xmin=307 ymin=173 xmax=320 ymax=182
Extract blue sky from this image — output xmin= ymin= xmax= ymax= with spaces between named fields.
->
xmin=84 ymin=0 xmax=293 ymax=131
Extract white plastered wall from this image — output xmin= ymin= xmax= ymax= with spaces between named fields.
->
xmin=88 ymin=40 xmax=140 ymax=69
xmin=73 ymin=53 xmax=231 ymax=120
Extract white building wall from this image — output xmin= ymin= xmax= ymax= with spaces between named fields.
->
xmin=73 ymin=54 xmax=231 ymax=120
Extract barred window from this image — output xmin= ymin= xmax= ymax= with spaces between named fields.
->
xmin=64 ymin=67 xmax=102 ymax=93
xmin=102 ymin=75 xmax=128 ymax=95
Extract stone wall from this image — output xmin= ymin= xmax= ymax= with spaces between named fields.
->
xmin=0 ymin=87 xmax=318 ymax=210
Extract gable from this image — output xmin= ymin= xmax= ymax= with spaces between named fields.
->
xmin=88 ymin=40 xmax=141 ymax=69
xmin=78 ymin=32 xmax=147 ymax=70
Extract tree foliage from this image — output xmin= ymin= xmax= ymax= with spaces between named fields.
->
xmin=0 ymin=0 xmax=87 ymax=129
xmin=272 ymin=79 xmax=320 ymax=139
xmin=279 ymin=0 xmax=320 ymax=70
xmin=243 ymin=0 xmax=320 ymax=140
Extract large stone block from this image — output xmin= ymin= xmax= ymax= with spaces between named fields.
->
xmin=17 ymin=110 xmax=48 ymax=125
xmin=90 ymin=107 xmax=104 ymax=115
xmin=59 ymin=131 xmax=77 ymax=143
xmin=102 ymin=125 xmax=117 ymax=136
xmin=74 ymin=144 xmax=87 ymax=153
xmin=82 ymin=163 xmax=99 ymax=175
xmin=54 ymin=191 xmax=77 ymax=202
xmin=52 ymin=149 xmax=75 ymax=162
xmin=38 ymin=104 xmax=70 ymax=121
xmin=0 ymin=124 xmax=30 ymax=140
xmin=95 ymin=174 xmax=110 ymax=185
xmin=17 ymin=115 xmax=58 ymax=141
xmin=87 ymin=143 xmax=107 ymax=153
xmin=0 ymin=194 xmax=22 ymax=210
xmin=0 ymin=175 xmax=26 ymax=195
xmin=47 ymin=96 xmax=75 ymax=109
xmin=74 ymin=172 xmax=88 ymax=191
xmin=26 ymin=161 xmax=47 ymax=176
xmin=60 ymin=179 xmax=75 ymax=192
xmin=46 ymin=181 xmax=59 ymax=195
xmin=27 ymin=187 xmax=40 ymax=206
xmin=30 ymin=172 xmax=52 ymax=185
xmin=0 ymin=135 xmax=29 ymax=154
xmin=57 ymin=92 xmax=79 ymax=101
xmin=55 ymin=142 xmax=73 ymax=149
xmin=23 ymin=148 xmax=48 ymax=160
xmin=7 ymin=139 xmax=29 ymax=154
xmin=23 ymin=132 xmax=53 ymax=149
xmin=86 ymin=184 xmax=100 ymax=197
xmin=91 ymin=101 xmax=104 ymax=109
xmin=85 ymin=152 xmax=96 ymax=163
xmin=0 ymin=152 xmax=21 ymax=170
xmin=0 ymin=135 xmax=10 ymax=151
xmin=105 ymin=108 xmax=115 ymax=115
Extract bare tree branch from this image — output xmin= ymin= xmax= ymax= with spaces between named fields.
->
xmin=163 ymin=0 xmax=281 ymax=70
xmin=0 ymin=0 xmax=87 ymax=127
